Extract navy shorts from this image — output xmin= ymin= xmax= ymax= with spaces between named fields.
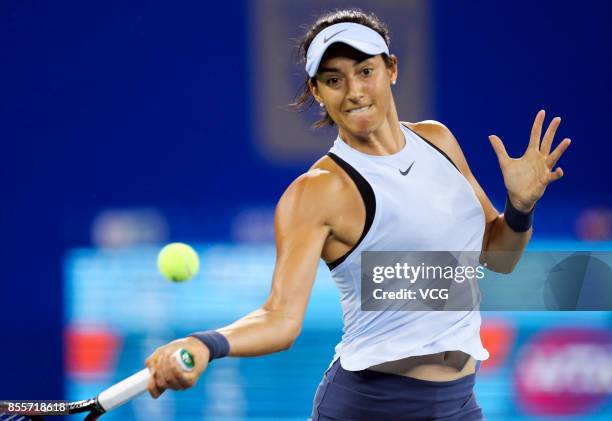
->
xmin=310 ymin=359 xmax=484 ymax=421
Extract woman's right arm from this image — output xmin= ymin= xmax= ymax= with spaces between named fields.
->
xmin=146 ymin=168 xmax=340 ymax=398
xmin=216 ymin=169 xmax=335 ymax=355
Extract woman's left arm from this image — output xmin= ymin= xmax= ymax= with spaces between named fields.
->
xmin=413 ymin=110 xmax=571 ymax=273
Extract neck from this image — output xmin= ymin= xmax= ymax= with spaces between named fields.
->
xmin=337 ymin=99 xmax=404 ymax=156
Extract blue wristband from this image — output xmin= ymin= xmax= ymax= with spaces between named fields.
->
xmin=189 ymin=330 xmax=230 ymax=361
xmin=504 ymin=194 xmax=535 ymax=232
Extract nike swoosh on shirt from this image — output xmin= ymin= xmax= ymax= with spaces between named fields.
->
xmin=399 ymin=161 xmax=415 ymax=176
xmin=324 ymin=29 xmax=348 ymax=43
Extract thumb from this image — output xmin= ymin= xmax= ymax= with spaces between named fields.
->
xmin=488 ymin=135 xmax=508 ymax=163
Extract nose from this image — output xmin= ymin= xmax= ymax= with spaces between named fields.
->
xmin=345 ymin=76 xmax=365 ymax=104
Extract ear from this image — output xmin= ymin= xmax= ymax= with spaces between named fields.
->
xmin=387 ymin=54 xmax=398 ymax=84
xmin=308 ymin=78 xmax=323 ymax=104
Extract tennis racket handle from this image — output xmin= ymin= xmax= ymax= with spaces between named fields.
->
xmin=97 ymin=348 xmax=195 ymax=411
xmin=172 ymin=348 xmax=195 ymax=372
xmin=98 ymin=368 xmax=150 ymax=411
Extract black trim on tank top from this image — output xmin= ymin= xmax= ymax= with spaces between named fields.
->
xmin=401 ymin=123 xmax=461 ymax=173
xmin=326 ymin=152 xmax=376 ymax=271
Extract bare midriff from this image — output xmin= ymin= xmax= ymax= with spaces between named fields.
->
xmin=368 ymin=351 xmax=477 ymax=381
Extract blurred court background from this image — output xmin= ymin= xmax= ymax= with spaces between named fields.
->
xmin=1 ymin=0 xmax=611 ymax=420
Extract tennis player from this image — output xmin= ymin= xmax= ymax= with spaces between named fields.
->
xmin=145 ymin=9 xmax=570 ymax=420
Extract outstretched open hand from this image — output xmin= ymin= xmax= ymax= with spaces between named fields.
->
xmin=488 ymin=110 xmax=571 ymax=212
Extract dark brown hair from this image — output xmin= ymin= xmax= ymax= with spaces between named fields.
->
xmin=290 ymin=9 xmax=393 ymax=128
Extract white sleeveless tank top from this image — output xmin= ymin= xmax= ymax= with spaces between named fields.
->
xmin=326 ymin=122 xmax=490 ymax=371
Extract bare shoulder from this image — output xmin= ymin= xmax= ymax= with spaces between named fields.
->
xmin=401 ymin=120 xmax=470 ymax=174
xmin=276 ymin=155 xmax=352 ymax=225
xmin=289 ymin=155 xmax=348 ymax=199
xmin=401 ymin=120 xmax=458 ymax=151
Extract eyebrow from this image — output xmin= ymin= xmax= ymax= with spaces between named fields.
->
xmin=318 ymin=58 xmax=374 ymax=74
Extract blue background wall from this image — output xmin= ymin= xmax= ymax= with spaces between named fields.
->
xmin=1 ymin=0 xmax=610 ymax=418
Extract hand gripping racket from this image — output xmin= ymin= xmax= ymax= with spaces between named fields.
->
xmin=0 ymin=348 xmax=194 ymax=420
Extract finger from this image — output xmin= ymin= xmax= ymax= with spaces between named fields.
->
xmin=488 ymin=135 xmax=509 ymax=163
xmin=170 ymin=360 xmax=193 ymax=389
xmin=148 ymin=369 xmax=164 ymax=399
xmin=546 ymin=138 xmax=571 ymax=168
xmin=548 ymin=167 xmax=564 ymax=183
xmin=157 ymin=352 xmax=186 ymax=390
xmin=152 ymin=354 xmax=167 ymax=389
xmin=540 ymin=116 xmax=561 ymax=155
xmin=162 ymin=361 xmax=186 ymax=389
xmin=164 ymin=373 xmax=183 ymax=390
xmin=529 ymin=109 xmax=545 ymax=150
xmin=148 ymin=379 xmax=160 ymax=399
xmin=145 ymin=355 xmax=156 ymax=372
xmin=156 ymin=353 xmax=172 ymax=389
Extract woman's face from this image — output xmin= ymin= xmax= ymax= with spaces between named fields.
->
xmin=310 ymin=43 xmax=397 ymax=137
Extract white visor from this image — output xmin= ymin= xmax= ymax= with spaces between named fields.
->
xmin=305 ymin=22 xmax=389 ymax=77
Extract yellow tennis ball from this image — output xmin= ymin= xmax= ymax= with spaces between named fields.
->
xmin=157 ymin=242 xmax=200 ymax=282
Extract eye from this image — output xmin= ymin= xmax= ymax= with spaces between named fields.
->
xmin=325 ymin=77 xmax=340 ymax=87
xmin=361 ymin=67 xmax=374 ymax=76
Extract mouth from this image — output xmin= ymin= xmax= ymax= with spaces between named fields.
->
xmin=345 ymin=104 xmax=373 ymax=114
